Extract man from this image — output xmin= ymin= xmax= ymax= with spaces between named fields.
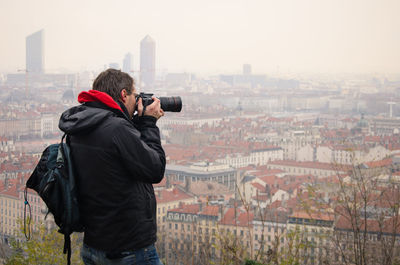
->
xmin=59 ymin=69 xmax=165 ymax=265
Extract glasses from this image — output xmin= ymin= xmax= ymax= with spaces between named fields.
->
xmin=134 ymin=92 xmax=141 ymax=101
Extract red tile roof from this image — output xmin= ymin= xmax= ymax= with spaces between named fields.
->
xmin=335 ymin=215 xmax=400 ymax=234
xmin=219 ymin=208 xmax=254 ymax=227
xmin=199 ymin=205 xmax=220 ymax=216
xmin=269 ymin=160 xmax=351 ymax=171
xmin=291 ymin=211 xmax=334 ymax=222
xmin=251 ymin=182 xmax=265 ymax=192
xmin=155 ymin=188 xmax=193 ymax=203
xmin=169 ymin=203 xmax=201 ymax=214
xmin=364 ymin=158 xmax=392 ymax=168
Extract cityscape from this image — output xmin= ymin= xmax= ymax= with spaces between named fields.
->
xmin=1 ymin=6 xmax=400 ymax=265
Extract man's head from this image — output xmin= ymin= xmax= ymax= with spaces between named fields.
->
xmin=93 ymin=69 xmax=137 ymax=117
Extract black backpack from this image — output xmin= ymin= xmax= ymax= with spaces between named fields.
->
xmin=25 ymin=134 xmax=84 ymax=265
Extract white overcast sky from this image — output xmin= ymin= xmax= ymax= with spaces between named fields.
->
xmin=1 ymin=0 xmax=399 ymax=74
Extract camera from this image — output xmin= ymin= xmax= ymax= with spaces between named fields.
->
xmin=136 ymin=93 xmax=182 ymax=112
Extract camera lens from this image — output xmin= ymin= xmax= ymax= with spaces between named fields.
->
xmin=159 ymin=96 xmax=182 ymax=112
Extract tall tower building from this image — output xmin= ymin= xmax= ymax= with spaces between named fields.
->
xmin=26 ymin=29 xmax=45 ymax=73
xmin=140 ymin=35 xmax=155 ymax=88
xmin=243 ymin=64 xmax=252 ymax=75
xmin=123 ymin=53 xmax=134 ymax=74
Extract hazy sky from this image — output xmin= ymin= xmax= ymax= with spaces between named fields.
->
xmin=1 ymin=0 xmax=399 ymax=74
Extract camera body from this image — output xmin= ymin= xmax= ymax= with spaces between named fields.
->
xmin=136 ymin=93 xmax=182 ymax=112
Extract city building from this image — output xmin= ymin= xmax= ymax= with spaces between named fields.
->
xmin=0 ymin=178 xmax=45 ymax=244
xmin=216 ymin=146 xmax=283 ymax=168
xmin=164 ymin=203 xmax=222 ymax=264
xmin=140 ymin=35 xmax=156 ymax=88
xmin=253 ymin=210 xmax=288 ymax=254
xmin=165 ymin=162 xmax=238 ymax=190
xmin=26 ymin=30 xmax=44 ymax=73
xmin=243 ymin=64 xmax=252 ymax=75
xmin=287 ymin=211 xmax=334 ymax=265
xmin=267 ymin=160 xmax=349 ymax=178
xmin=122 ymin=53 xmax=133 ymax=75
xmin=156 ymin=188 xmax=195 ymax=232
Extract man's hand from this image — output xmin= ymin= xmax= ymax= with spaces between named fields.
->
xmin=137 ymin=97 xmax=164 ymax=119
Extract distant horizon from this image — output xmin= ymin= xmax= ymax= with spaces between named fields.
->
xmin=2 ymin=66 xmax=400 ymax=80
xmin=1 ymin=0 xmax=400 ymax=76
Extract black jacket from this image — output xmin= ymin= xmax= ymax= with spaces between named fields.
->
xmin=58 ymin=91 xmax=165 ymax=253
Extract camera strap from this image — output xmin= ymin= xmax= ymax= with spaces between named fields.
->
xmin=141 ymin=105 xmax=147 ymax=116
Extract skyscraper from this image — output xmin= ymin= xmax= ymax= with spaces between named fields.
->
xmin=26 ymin=29 xmax=45 ymax=73
xmin=243 ymin=64 xmax=252 ymax=75
xmin=123 ymin=53 xmax=134 ymax=74
xmin=140 ymin=35 xmax=155 ymax=88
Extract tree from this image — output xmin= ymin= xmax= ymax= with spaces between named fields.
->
xmin=328 ymin=162 xmax=400 ymax=265
xmin=5 ymin=221 xmax=83 ymax=265
xmin=299 ymin=158 xmax=400 ymax=265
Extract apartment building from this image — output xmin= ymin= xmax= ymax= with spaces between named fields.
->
xmin=216 ymin=146 xmax=283 ymax=168
xmin=253 ymin=210 xmax=288 ymax=255
xmin=165 ymin=163 xmax=237 ymax=190
xmin=218 ymin=207 xmax=254 ymax=258
xmin=164 ymin=204 xmax=220 ymax=264
xmin=0 ymin=180 xmax=45 ymax=243
xmin=267 ymin=160 xmax=349 ymax=178
xmin=286 ymin=211 xmax=334 ymax=265
xmin=156 ymin=188 xmax=195 ymax=233
xmin=316 ymin=144 xmax=391 ymax=165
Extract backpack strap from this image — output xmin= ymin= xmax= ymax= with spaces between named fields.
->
xmin=23 ymin=186 xmax=32 ymax=240
xmin=60 ymin=133 xmax=73 ymax=265
xmin=58 ymin=134 xmax=67 ymax=166
xmin=63 ymin=234 xmax=72 ymax=265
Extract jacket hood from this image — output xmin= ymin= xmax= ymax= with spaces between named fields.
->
xmin=77 ymin=90 xmax=122 ymax=112
xmin=59 ymin=90 xmax=123 ymax=135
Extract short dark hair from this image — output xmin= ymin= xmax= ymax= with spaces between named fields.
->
xmin=92 ymin=69 xmax=134 ymax=101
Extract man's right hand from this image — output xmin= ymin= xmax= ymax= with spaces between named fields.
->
xmin=142 ymin=97 xmax=164 ymax=120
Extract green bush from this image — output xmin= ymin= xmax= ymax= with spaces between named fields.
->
xmin=244 ymin=259 xmax=265 ymax=265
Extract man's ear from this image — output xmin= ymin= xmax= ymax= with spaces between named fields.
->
xmin=120 ymin=89 xmax=127 ymax=103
